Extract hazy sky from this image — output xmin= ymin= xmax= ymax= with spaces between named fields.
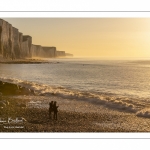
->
xmin=3 ymin=18 xmax=150 ymax=58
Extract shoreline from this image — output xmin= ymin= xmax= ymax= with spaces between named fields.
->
xmin=0 ymin=55 xmax=66 ymax=64
xmin=0 ymin=58 xmax=50 ymax=64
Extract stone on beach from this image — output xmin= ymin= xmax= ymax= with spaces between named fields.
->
xmin=0 ymin=81 xmax=35 ymax=96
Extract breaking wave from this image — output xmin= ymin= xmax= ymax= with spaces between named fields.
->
xmin=136 ymin=108 xmax=150 ymax=118
xmin=0 ymin=77 xmax=150 ymax=116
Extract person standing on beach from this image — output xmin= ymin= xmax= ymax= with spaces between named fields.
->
xmin=49 ymin=101 xmax=54 ymax=119
xmin=53 ymin=101 xmax=59 ymax=120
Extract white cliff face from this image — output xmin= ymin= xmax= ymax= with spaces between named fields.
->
xmin=42 ymin=47 xmax=56 ymax=58
xmin=0 ymin=19 xmax=32 ymax=59
xmin=19 ymin=33 xmax=23 ymax=58
xmin=56 ymin=51 xmax=65 ymax=57
xmin=31 ymin=45 xmax=42 ymax=57
xmin=0 ymin=19 xmax=21 ymax=59
xmin=23 ymin=35 xmax=32 ymax=58
xmin=0 ymin=18 xmax=73 ymax=59
xmin=31 ymin=45 xmax=49 ymax=58
xmin=31 ymin=44 xmax=37 ymax=57
xmin=0 ymin=19 xmax=11 ymax=58
xmin=9 ymin=24 xmax=14 ymax=59
xmin=31 ymin=45 xmax=58 ymax=58
xmin=65 ymin=53 xmax=73 ymax=57
xmin=13 ymin=27 xmax=20 ymax=59
xmin=22 ymin=41 xmax=30 ymax=58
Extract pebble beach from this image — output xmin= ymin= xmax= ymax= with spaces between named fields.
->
xmin=0 ymin=94 xmax=150 ymax=132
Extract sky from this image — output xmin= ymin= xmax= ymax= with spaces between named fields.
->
xmin=3 ymin=18 xmax=150 ymax=58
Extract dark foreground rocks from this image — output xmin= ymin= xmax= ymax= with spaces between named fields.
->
xmin=0 ymin=81 xmax=35 ymax=96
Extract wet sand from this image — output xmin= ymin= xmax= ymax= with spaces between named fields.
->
xmin=1 ymin=95 xmax=150 ymax=132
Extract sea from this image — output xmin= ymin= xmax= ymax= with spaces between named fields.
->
xmin=1 ymin=57 xmax=150 ymax=118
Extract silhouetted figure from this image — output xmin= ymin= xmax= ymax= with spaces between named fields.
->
xmin=49 ymin=101 xmax=54 ymax=119
xmin=53 ymin=101 xmax=59 ymax=120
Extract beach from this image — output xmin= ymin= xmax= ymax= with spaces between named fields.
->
xmin=1 ymin=58 xmax=150 ymax=132
xmin=1 ymin=86 xmax=150 ymax=132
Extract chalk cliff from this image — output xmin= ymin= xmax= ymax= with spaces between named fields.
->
xmin=0 ymin=19 xmax=22 ymax=59
xmin=23 ymin=35 xmax=32 ymax=57
xmin=65 ymin=53 xmax=73 ymax=57
xmin=13 ymin=27 xmax=21 ymax=59
xmin=0 ymin=19 xmax=12 ymax=59
xmin=42 ymin=47 xmax=56 ymax=58
xmin=0 ymin=19 xmax=73 ymax=59
xmin=56 ymin=51 xmax=65 ymax=57
xmin=31 ymin=45 xmax=42 ymax=57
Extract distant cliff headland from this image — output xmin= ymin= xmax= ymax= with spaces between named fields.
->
xmin=0 ymin=19 xmax=73 ymax=60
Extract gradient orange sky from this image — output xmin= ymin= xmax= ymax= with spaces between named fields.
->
xmin=3 ymin=18 xmax=150 ymax=58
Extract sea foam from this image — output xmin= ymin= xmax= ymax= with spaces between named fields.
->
xmin=0 ymin=77 xmax=148 ymax=115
